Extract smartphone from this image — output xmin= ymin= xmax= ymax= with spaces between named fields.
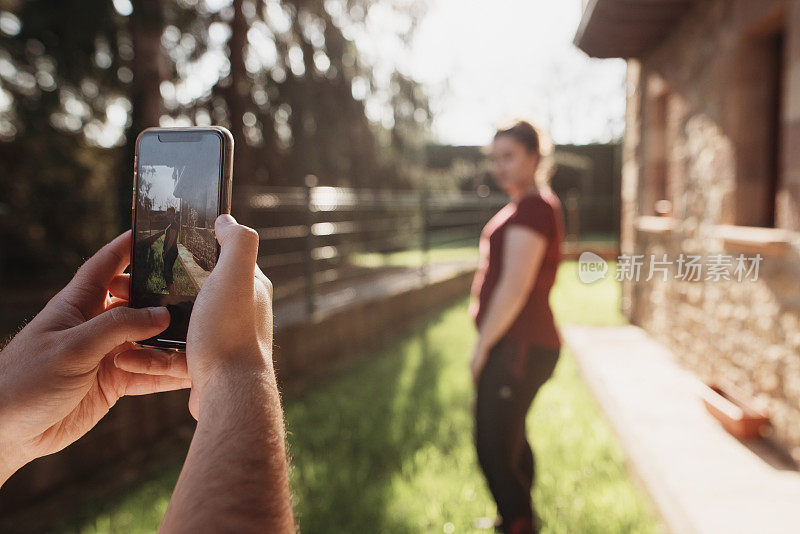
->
xmin=129 ymin=126 xmax=233 ymax=350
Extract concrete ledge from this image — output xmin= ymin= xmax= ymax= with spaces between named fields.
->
xmin=273 ymin=265 xmax=475 ymax=386
xmin=176 ymin=243 xmax=210 ymax=292
xmin=635 ymin=215 xmax=676 ymax=235
xmin=565 ymin=324 xmax=800 ymax=534
xmin=710 ymin=224 xmax=790 ymax=257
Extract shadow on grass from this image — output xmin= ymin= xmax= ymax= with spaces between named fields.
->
xmin=1 ymin=423 xmax=194 ymax=533
xmin=285 ymin=320 xmax=449 ymax=533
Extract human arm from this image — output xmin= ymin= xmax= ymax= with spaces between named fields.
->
xmin=159 ymin=369 xmax=293 ymax=533
xmin=117 ymin=215 xmax=294 ymax=532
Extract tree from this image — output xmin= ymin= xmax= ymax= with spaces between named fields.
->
xmin=0 ymin=0 xmax=434 ymax=282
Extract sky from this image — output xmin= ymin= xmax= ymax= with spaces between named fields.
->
xmin=137 ymin=132 xmax=223 ymax=210
xmin=96 ymin=0 xmax=627 ymax=148
xmin=358 ymin=0 xmax=627 ymax=146
xmin=141 ymin=166 xmax=180 ymax=211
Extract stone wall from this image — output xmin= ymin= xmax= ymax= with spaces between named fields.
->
xmin=182 ymin=225 xmax=216 ymax=271
xmin=622 ymin=0 xmax=800 ymax=461
xmin=631 ymin=229 xmax=800 ymax=460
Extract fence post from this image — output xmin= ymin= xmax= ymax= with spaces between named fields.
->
xmin=477 ymin=184 xmax=490 ymax=231
xmin=420 ymin=188 xmax=430 ymax=281
xmin=566 ymin=187 xmax=580 ymax=242
xmin=303 ymin=176 xmax=317 ymax=316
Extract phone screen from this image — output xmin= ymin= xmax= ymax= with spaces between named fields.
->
xmin=130 ymin=130 xmax=224 ymax=347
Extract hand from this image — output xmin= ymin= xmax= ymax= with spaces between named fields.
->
xmin=116 ymin=214 xmax=274 ymax=420
xmin=154 ymin=216 xmax=293 ymax=533
xmin=470 ymin=342 xmax=489 ymax=385
xmin=0 ymin=231 xmax=191 ymax=484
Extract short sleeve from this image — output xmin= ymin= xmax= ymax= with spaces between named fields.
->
xmin=507 ymin=194 xmax=554 ymax=239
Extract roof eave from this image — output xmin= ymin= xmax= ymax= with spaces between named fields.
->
xmin=574 ymin=0 xmax=696 ymax=59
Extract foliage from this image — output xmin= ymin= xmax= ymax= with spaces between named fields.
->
xmin=0 ymin=0 xmax=433 ymax=282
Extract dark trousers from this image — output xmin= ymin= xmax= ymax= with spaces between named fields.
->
xmin=162 ymin=246 xmax=178 ymax=285
xmin=474 ymin=337 xmax=560 ymax=534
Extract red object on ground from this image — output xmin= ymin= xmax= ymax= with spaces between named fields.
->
xmin=699 ymin=382 xmax=770 ymax=440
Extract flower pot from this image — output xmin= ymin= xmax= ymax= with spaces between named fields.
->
xmin=699 ymin=382 xmax=770 ymax=440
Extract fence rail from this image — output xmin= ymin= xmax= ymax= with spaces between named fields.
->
xmin=243 ymin=185 xmax=508 ymax=316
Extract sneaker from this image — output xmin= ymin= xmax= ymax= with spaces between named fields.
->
xmin=472 ymin=515 xmax=503 ymax=531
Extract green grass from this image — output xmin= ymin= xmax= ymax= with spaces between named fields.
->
xmin=551 ymin=261 xmax=626 ymax=326
xmin=568 ymin=232 xmax=619 ymax=245
xmin=56 ymin=466 xmax=179 ymax=533
xmin=349 ymin=242 xmax=479 ymax=268
xmin=134 ymin=234 xmax=195 ymax=296
xmin=55 ymin=261 xmax=662 ymax=534
xmin=282 ymin=260 xmax=659 ymax=533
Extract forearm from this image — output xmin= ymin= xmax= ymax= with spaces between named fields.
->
xmin=476 ymin=280 xmax=528 ymax=351
xmin=161 ymin=366 xmax=295 ymax=533
xmin=0 ymin=437 xmax=28 ymax=488
xmin=0 ymin=364 xmax=30 ymax=488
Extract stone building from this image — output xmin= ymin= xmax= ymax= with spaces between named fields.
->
xmin=575 ymin=0 xmax=800 ymax=462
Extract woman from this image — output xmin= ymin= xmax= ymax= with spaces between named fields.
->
xmin=469 ymin=120 xmax=564 ymax=534
xmin=162 ymin=206 xmax=180 ymax=294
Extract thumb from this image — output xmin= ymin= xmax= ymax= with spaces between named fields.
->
xmin=70 ymin=306 xmax=171 ymax=361
xmin=213 ymin=214 xmax=260 ymax=285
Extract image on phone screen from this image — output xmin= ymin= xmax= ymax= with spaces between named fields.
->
xmin=131 ymin=130 xmax=224 ymax=346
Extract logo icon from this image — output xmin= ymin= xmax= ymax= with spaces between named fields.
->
xmin=578 ymin=251 xmax=608 ymax=284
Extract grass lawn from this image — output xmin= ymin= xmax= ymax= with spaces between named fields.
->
xmin=133 ymin=234 xmax=195 ymax=297
xmin=349 ymin=241 xmax=479 ymax=268
xmin=56 ymin=261 xmax=663 ymax=533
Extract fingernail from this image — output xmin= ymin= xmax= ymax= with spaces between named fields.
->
xmin=148 ymin=306 xmax=170 ymax=324
xmin=113 ymin=353 xmax=120 ymax=367
xmin=217 ymin=214 xmax=236 ymax=225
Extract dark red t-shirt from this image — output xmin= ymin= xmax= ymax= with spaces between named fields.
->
xmin=470 ymin=188 xmax=564 ymax=350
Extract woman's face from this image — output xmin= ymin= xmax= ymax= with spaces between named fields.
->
xmin=489 ymin=135 xmax=539 ymax=195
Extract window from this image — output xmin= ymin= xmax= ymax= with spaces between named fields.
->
xmin=733 ymin=16 xmax=785 ymax=228
xmin=764 ymin=30 xmax=783 ymax=227
xmin=642 ymin=74 xmax=672 ymax=217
